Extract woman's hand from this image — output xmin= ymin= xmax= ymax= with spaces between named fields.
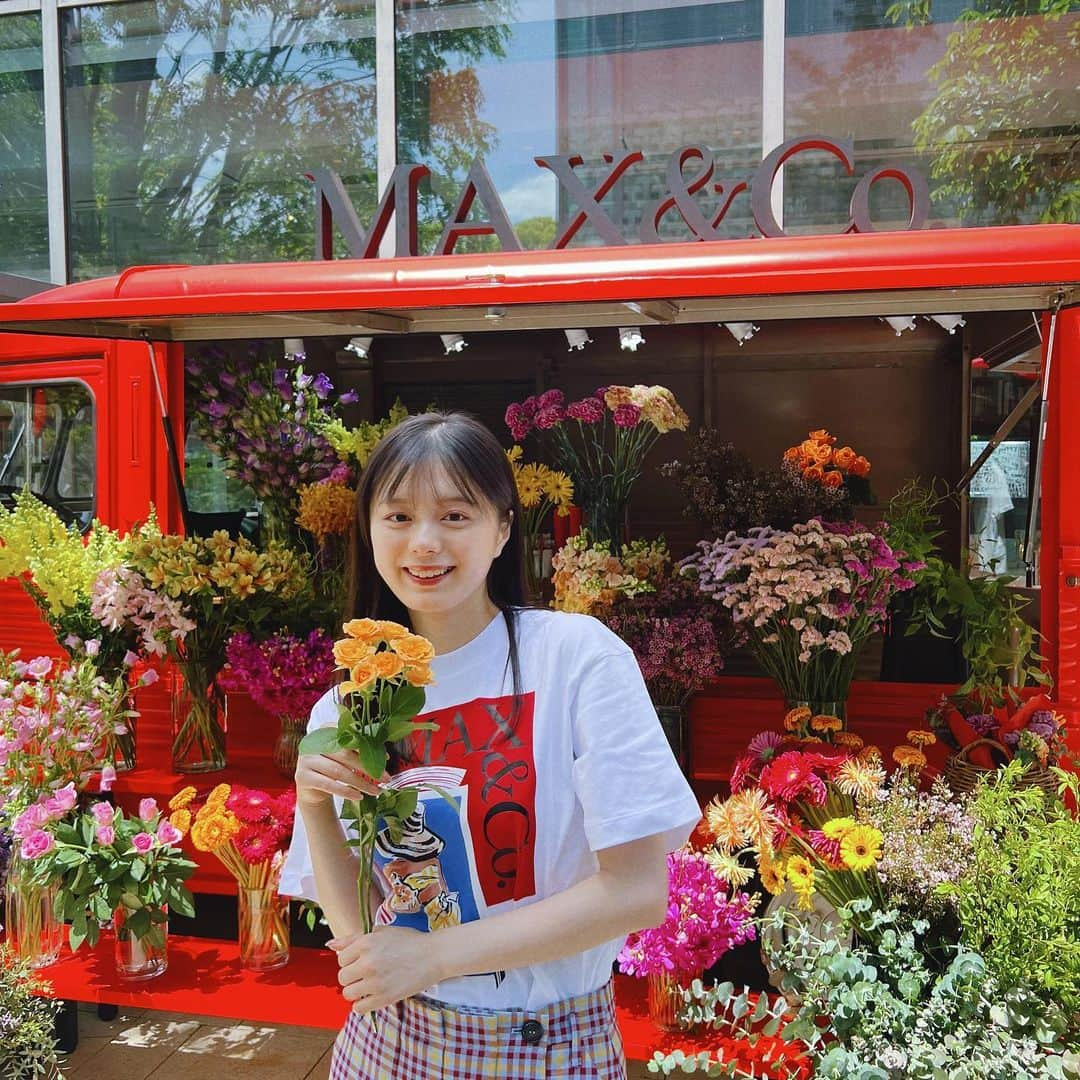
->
xmin=330 ymin=926 xmax=443 ymax=1012
xmin=294 ymin=748 xmax=387 ymax=808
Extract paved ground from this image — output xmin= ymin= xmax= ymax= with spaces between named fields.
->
xmin=62 ymin=1003 xmax=654 ymax=1078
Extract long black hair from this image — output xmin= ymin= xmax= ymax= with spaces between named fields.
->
xmin=344 ymin=410 xmax=527 ymax=713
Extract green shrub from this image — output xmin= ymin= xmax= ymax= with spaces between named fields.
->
xmin=0 ymin=945 xmax=63 ymax=1078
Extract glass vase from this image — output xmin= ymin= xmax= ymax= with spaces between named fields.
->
xmin=104 ymin=690 xmax=138 ymax=773
xmin=646 ymin=971 xmax=695 ymax=1031
xmin=113 ymin=902 xmax=168 ymax=981
xmin=238 ymin=886 xmax=291 ymax=971
xmin=655 ymin=704 xmax=689 ymax=775
xmin=3 ymin=857 xmax=63 ymax=968
xmin=171 ymin=662 xmax=228 ymax=773
xmin=272 ymin=715 xmax=306 ymax=778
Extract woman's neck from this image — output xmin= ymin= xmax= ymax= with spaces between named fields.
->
xmin=409 ymin=597 xmax=500 ymax=656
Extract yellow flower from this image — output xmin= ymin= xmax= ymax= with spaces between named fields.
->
xmin=506 ymin=446 xmax=524 ymax=464
xmin=892 ymin=745 xmax=928 ymax=769
xmin=342 ymin=618 xmax=380 ymax=641
xmin=168 ymin=809 xmax=191 ymax=834
xmin=190 ymin=810 xmax=240 ymax=852
xmin=391 ymin=635 xmax=436 ymax=663
xmin=839 ymin=824 xmax=883 ymax=872
xmin=810 ymin=714 xmax=843 ymax=733
xmin=759 ymin=857 xmax=786 ymax=896
xmin=297 ymin=479 xmax=357 ymax=542
xmin=206 ymin=784 xmax=231 ymax=810
xmin=786 ymin=855 xmax=815 ymax=894
xmin=373 ymin=651 xmax=405 ymax=680
xmin=784 ymin=706 xmax=811 ymax=732
xmin=705 ymin=797 xmax=744 ymax=853
xmin=168 ymin=786 xmax=198 ymax=812
xmin=544 ymin=471 xmax=574 ymax=509
xmin=835 ymin=757 xmax=885 ymax=801
xmin=822 ymin=817 xmax=857 ymax=841
xmin=342 ymin=658 xmax=380 ymax=695
xmin=403 ymin=663 xmax=435 ymax=687
xmin=728 ymin=789 xmax=782 ymax=854
xmin=906 ymin=729 xmax=937 ymax=748
xmin=334 ymin=637 xmax=377 ymax=669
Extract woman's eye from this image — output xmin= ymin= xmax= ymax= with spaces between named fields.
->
xmin=444 ymin=512 xmax=468 ymax=523
xmin=386 ymin=513 xmax=410 ymax=523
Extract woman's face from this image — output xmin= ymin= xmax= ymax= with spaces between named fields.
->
xmin=369 ymin=461 xmax=511 ymax=620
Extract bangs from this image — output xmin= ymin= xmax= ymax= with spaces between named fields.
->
xmin=371 ymin=427 xmax=489 ymax=510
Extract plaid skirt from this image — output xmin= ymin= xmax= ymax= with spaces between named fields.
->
xmin=328 ymin=980 xmax=626 ymax=1079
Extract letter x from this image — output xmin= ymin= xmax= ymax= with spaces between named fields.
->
xmin=534 ymin=152 xmax=643 ymax=248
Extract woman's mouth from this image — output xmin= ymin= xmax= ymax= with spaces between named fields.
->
xmin=404 ymin=566 xmax=454 ymax=585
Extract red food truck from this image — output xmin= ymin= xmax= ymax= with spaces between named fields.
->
xmin=0 ymin=222 xmax=1077 ymax=1045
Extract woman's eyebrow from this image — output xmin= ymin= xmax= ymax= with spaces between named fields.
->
xmin=379 ymin=492 xmax=477 ymax=507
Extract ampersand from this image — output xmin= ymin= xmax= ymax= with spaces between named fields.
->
xmin=640 ymin=146 xmax=725 ymax=243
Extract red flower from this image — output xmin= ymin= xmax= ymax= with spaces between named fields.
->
xmin=759 ymin=752 xmax=817 ymax=802
xmin=226 ymin=786 xmax=273 ymax=825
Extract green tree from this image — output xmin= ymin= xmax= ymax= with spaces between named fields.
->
xmin=888 ymin=1 xmax=1080 ymax=224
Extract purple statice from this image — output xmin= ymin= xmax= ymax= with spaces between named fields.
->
xmin=617 ymin=849 xmax=757 ymax=977
xmin=218 ymin=630 xmax=336 ymax=719
xmin=967 ymin=713 xmax=997 ymax=737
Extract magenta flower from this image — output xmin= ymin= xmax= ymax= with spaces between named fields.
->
xmin=534 ymin=405 xmax=566 ymax=430
xmin=20 ymin=829 xmax=55 ymax=860
xmin=612 ymin=403 xmax=641 ymax=428
xmin=537 ymin=388 xmax=565 ymax=409
xmin=566 ymin=398 xmax=605 ymax=424
xmin=131 ymin=832 xmax=155 ymax=854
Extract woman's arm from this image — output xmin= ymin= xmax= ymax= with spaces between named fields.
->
xmin=330 ymin=832 xmax=670 ymax=1011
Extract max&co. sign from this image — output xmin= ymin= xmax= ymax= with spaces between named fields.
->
xmin=309 ymin=135 xmax=930 ymax=261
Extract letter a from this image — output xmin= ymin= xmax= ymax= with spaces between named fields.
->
xmin=436 ymin=159 xmax=522 ymax=256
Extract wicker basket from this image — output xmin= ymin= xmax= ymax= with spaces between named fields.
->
xmin=943 ymin=738 xmax=1059 ymax=798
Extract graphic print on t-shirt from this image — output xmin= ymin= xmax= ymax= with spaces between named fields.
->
xmin=406 ymin=692 xmax=538 ymax=908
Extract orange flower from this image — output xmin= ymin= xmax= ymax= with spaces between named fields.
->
xmin=812 ymin=442 xmax=833 ymax=465
xmin=169 ymin=809 xmax=191 ymax=834
xmin=373 ymin=651 xmax=405 ymax=680
xmin=403 ymin=663 xmax=435 ymax=687
xmin=168 ymin=785 xmax=197 ymax=812
xmin=810 ymin=713 xmax=843 ymax=733
xmin=799 ymin=439 xmax=819 ymax=458
xmin=392 ymin=635 xmax=436 ymax=663
xmin=375 ymin=621 xmax=410 ymax=641
xmin=892 ymin=745 xmax=927 ymax=769
xmin=834 ymin=731 xmax=865 ymax=750
xmin=783 ymin=446 xmax=803 ymax=463
xmin=342 ymin=618 xmax=380 ymax=640
xmin=785 ymin=706 xmax=811 ymax=732
xmin=334 ymin=637 xmax=377 ymax=668
xmin=822 ymin=469 xmax=844 ymax=490
xmin=851 ymin=455 xmax=871 ymax=478
xmin=906 ymin=729 xmax=937 ymax=748
xmin=206 ymin=784 xmax=230 ymax=809
xmin=833 ymin=446 xmax=857 ymax=472
xmin=342 ymin=657 xmax=380 ymax=695
xmin=808 ymin=429 xmax=836 ymax=446
xmin=804 ymin=465 xmax=826 ymax=483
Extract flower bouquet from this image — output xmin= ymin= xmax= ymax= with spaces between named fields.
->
xmin=682 ymin=520 xmax=920 ymax=720
xmin=18 ymin=796 xmax=196 ymax=979
xmin=780 ymin=428 xmax=872 ymax=506
xmin=505 ymin=446 xmax=573 ymax=598
xmin=506 ymin=385 xmax=688 ymax=546
xmin=219 ymin=631 xmax=336 ymax=776
xmin=180 ymin=783 xmax=296 ymax=970
xmin=551 ymin=531 xmax=667 ymax=616
xmin=92 ymin=528 xmax=309 ymax=772
xmin=297 ymin=619 xmax=439 ymax=936
xmin=617 ymin=848 xmax=757 ymax=1031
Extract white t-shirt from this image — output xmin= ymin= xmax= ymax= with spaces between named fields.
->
xmin=279 ymin=607 xmax=701 ymax=1011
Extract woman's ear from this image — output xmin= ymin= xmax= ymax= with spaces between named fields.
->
xmin=494 ymin=509 xmax=513 ymax=558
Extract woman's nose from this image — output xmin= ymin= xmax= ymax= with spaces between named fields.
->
xmin=408 ymin=521 xmax=441 ymax=553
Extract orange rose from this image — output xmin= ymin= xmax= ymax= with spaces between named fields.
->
xmin=342 ymin=618 xmax=380 ymax=641
xmin=391 ymin=635 xmax=436 ymax=663
xmin=833 ymin=446 xmax=856 ymax=472
xmin=808 ymin=429 xmax=836 ymax=445
xmin=334 ymin=638 xmax=377 ymax=668
xmin=812 ymin=443 xmax=833 ymax=465
xmin=804 ymin=465 xmax=825 ymax=483
xmin=799 ymin=439 xmax=819 ymax=458
xmin=403 ymin=663 xmax=435 ymax=687
xmin=851 ymin=455 xmax=871 ymax=477
xmin=342 ymin=657 xmax=379 ymax=695
xmin=375 ymin=620 xmax=410 ymax=641
xmin=373 ymin=651 xmax=405 ymax=680
xmin=822 ymin=469 xmax=844 ymax=489
xmin=783 ymin=446 xmax=802 ymax=462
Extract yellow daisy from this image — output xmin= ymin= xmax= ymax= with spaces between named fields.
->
xmin=839 ymin=824 xmax=883 ymax=872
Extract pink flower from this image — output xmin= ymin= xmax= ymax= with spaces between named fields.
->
xmin=12 ymin=803 xmax=48 ymax=839
xmin=156 ymin=820 xmax=183 ymax=846
xmin=534 ymin=405 xmax=565 ymax=430
xmin=537 ymin=389 xmax=565 ymax=409
xmin=504 ymin=402 xmax=525 ymax=430
xmin=520 ymin=395 xmax=540 ymax=419
xmin=566 ymin=398 xmax=605 ymax=424
xmin=226 ymin=788 xmax=272 ymax=825
xmin=51 ymin=783 xmax=78 ymax=813
xmin=99 ymin=764 xmax=117 ymax=792
xmin=138 ymin=668 xmax=160 ymax=687
xmin=138 ymin=798 xmax=159 ymax=821
xmin=95 ymin=825 xmax=115 ymax=846
xmin=26 ymin=656 xmax=53 ymax=679
xmin=131 ymin=832 xmax=155 ymax=854
xmin=509 ymin=420 xmax=531 ymax=442
xmin=235 ymin=830 xmax=279 ymax=865
xmin=91 ymin=801 xmax=114 ymax=826
xmin=123 ymin=650 xmax=139 ymax=667
xmin=612 ymin=403 xmax=641 ymax=428
xmin=20 ymin=829 xmax=55 ymax=859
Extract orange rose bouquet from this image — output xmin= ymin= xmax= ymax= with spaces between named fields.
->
xmin=297 ymin=619 xmax=439 ymax=933
xmin=782 ymin=428 xmax=873 ymax=507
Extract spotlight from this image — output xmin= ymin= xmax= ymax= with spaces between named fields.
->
xmin=485 ymin=306 xmax=506 ymax=321
xmin=881 ymin=316 xmax=916 ymax=336
xmin=440 ymin=333 xmax=467 ymax=355
xmin=565 ymin=329 xmax=592 ymax=351
xmin=344 ymin=336 xmax=372 ymax=359
xmin=283 ymin=337 xmax=306 ymax=357
xmin=926 ymin=314 xmax=966 ymax=334
xmin=722 ymin=322 xmax=758 ymax=346
xmin=618 ymin=327 xmax=645 ymax=352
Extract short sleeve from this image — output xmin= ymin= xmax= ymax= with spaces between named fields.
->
xmin=278 ymin=690 xmax=340 ymax=902
xmin=569 ymin=642 xmax=701 ymax=853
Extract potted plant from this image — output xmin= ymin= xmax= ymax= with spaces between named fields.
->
xmin=0 ymin=945 xmax=65 ymax=1079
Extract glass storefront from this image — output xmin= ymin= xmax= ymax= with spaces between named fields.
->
xmin=396 ymin=1 xmax=764 ymax=252
xmin=0 ymin=13 xmax=48 ymax=281
xmin=62 ymin=0 xmax=378 ymax=279
xmin=784 ymin=5 xmax=1080 ymax=232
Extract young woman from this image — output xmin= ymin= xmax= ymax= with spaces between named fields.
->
xmin=281 ymin=411 xmax=700 ymax=1079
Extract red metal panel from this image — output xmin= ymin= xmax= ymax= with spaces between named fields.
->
xmin=0 ymin=225 xmax=1076 ymax=326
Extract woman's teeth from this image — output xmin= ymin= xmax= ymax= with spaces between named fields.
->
xmin=407 ymin=567 xmax=452 ymax=579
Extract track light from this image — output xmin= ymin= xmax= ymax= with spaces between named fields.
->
xmin=283 ymin=337 xmax=306 ymax=357
xmin=618 ymin=327 xmax=645 ymax=352
xmin=881 ymin=316 xmax=916 ymax=336
xmin=722 ymin=322 xmax=758 ymax=346
xmin=344 ymin=336 xmax=372 ymax=359
xmin=565 ymin=329 xmax=592 ymax=351
xmin=440 ymin=333 xmax=467 ymax=355
xmin=926 ymin=314 xmax=966 ymax=334
xmin=485 ymin=306 xmax=506 ymax=321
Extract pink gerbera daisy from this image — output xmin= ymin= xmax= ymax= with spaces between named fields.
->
xmin=226 ymin=787 xmax=273 ymax=825
xmin=747 ymin=730 xmax=783 ymax=763
xmin=809 ymin=829 xmax=843 ymax=868
xmin=729 ymin=753 xmax=755 ymax=793
xmin=235 ymin=829 xmax=279 ymax=865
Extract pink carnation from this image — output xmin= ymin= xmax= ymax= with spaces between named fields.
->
xmin=534 ymin=405 xmax=566 ymax=430
xmin=537 ymin=389 xmax=565 ymax=409
xmin=20 ymin=829 xmax=55 ymax=860
xmin=566 ymin=398 xmax=605 ymax=424
xmin=612 ymin=403 xmax=641 ymax=428
xmin=132 ymin=832 xmax=155 ymax=854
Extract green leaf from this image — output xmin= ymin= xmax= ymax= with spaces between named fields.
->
xmin=170 ymin=888 xmax=196 ymax=918
xmin=355 ymin=736 xmax=387 ymax=782
xmin=130 ymin=857 xmax=146 ymax=882
xmin=298 ymin=726 xmax=343 ymax=756
xmin=386 ymin=683 xmax=426 ymax=723
xmin=68 ymin=922 xmax=87 ymax=952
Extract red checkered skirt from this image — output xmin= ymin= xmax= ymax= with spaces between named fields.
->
xmin=328 ymin=979 xmax=625 ymax=1079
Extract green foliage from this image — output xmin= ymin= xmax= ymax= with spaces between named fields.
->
xmin=943 ymin=764 xmax=1080 ymax=1016
xmin=885 ymin=480 xmax=1049 ymax=706
xmin=768 ymin=901 xmax=1080 ymax=1077
xmin=0 ymin=946 xmax=64 ymax=1079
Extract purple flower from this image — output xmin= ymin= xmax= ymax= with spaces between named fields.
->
xmin=207 ymin=401 xmax=231 ymax=419
xmin=967 ymin=713 xmax=997 ymax=736
xmin=131 ymin=832 xmax=155 ymax=854
xmin=247 ymin=380 xmax=266 ymax=399
xmin=312 ymin=373 xmax=334 ymax=400
xmin=339 ymin=389 xmax=359 ymax=405
xmin=219 ymin=372 xmax=237 ymax=390
xmin=138 ymin=668 xmax=160 ymax=687
xmin=26 ymin=656 xmax=53 ymax=679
